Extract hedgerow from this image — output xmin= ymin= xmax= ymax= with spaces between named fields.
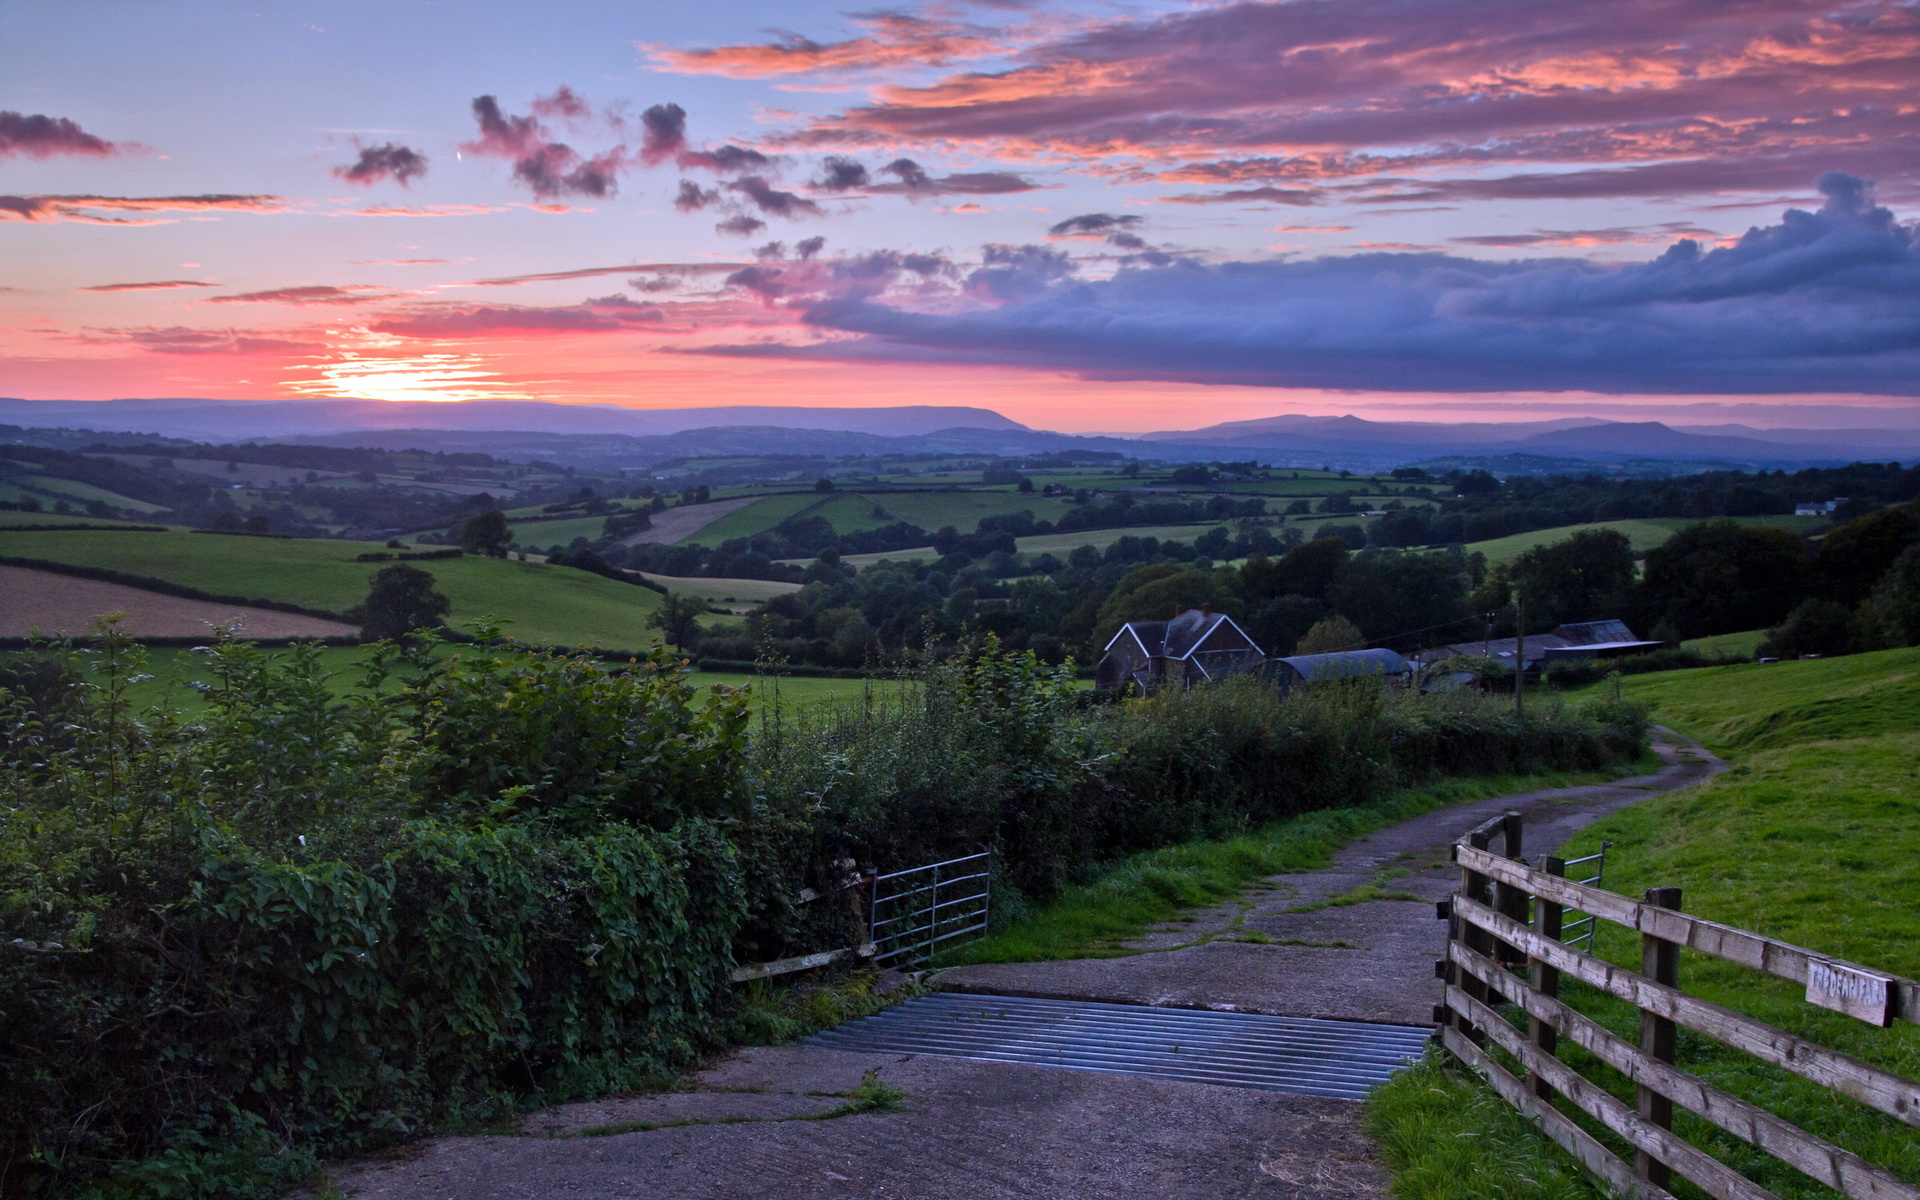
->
xmin=0 ymin=626 xmax=1646 ymax=1196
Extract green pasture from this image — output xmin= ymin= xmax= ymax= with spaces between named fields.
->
xmin=9 ymin=475 xmax=170 ymax=514
xmin=1370 ymin=647 xmax=1920 ymax=1199
xmin=507 ymin=514 xmax=621 ymax=546
xmin=642 ymin=574 xmax=802 ymax=611
xmin=679 ymin=493 xmax=823 ymax=545
xmin=1681 ymin=628 xmax=1766 ymax=659
xmin=1467 ymin=514 xmax=1829 ymax=565
xmin=0 ymin=508 xmax=171 ymax=529
xmin=809 ymin=522 xmax=1228 ymax=570
xmin=0 ymin=529 xmax=664 ymax=648
xmin=863 ymin=490 xmax=1077 ymax=535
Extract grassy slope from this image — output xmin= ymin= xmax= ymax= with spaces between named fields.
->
xmin=680 ymin=493 xmax=822 ymax=545
xmin=0 ymin=512 xmax=171 ymax=529
xmin=1368 ymin=648 xmax=1920 ymax=1200
xmin=870 ymin=491 xmax=1076 ymax=534
xmin=818 ymin=523 xmax=1227 ymax=569
xmin=1468 ymin=515 xmax=1827 ymax=566
xmin=0 ymin=529 xmax=664 ymax=648
xmin=16 ymin=476 xmax=172 ymax=514
xmin=506 ymin=514 xmax=620 ymax=545
xmin=1681 ymin=629 xmax=1766 ymax=659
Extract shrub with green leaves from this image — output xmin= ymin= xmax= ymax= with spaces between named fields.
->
xmin=0 ymin=623 xmax=749 ymax=1196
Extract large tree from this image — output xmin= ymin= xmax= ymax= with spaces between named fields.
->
xmin=458 ymin=509 xmax=512 ymax=558
xmin=1510 ymin=529 xmax=1636 ymax=627
xmin=1637 ymin=521 xmax=1808 ymax=639
xmin=648 ymin=592 xmax=705 ymax=651
xmin=349 ymin=564 xmax=452 ymax=643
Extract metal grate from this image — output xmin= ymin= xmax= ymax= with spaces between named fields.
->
xmin=1558 ymin=840 xmax=1613 ymax=953
xmin=868 ymin=851 xmax=990 ymax=967
xmin=805 ymin=992 xmax=1429 ymax=1100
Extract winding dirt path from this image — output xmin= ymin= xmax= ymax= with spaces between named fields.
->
xmin=322 ymin=731 xmax=1725 ymax=1200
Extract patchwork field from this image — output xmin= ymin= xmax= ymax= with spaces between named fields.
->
xmin=675 ymin=493 xmax=822 ymax=545
xmin=0 ymin=529 xmax=663 ymax=648
xmin=0 ymin=565 xmax=357 ymax=639
xmin=640 ymin=574 xmax=803 ymax=613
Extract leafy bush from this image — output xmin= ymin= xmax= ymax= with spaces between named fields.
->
xmin=0 ymin=626 xmax=750 ymax=1196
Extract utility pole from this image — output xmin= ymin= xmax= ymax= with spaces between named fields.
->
xmin=1513 ymin=589 xmax=1525 ymax=717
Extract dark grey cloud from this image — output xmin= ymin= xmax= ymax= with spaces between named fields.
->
xmin=774 ymin=174 xmax=1920 ymax=396
xmin=0 ymin=111 xmax=119 ymax=159
xmin=726 ymin=175 xmax=823 ymax=218
xmin=641 ymin=103 xmax=689 ymax=166
xmin=1160 ymin=186 xmax=1322 ymax=206
xmin=464 ymin=91 xmax=627 ymax=198
xmin=639 ymin=100 xmax=772 ymax=173
xmin=795 ymin=235 xmax=826 ymax=260
xmin=333 ymin=142 xmax=428 ymax=186
xmin=865 ymin=158 xmax=1039 ymax=196
xmin=674 ymin=179 xmax=721 ymax=211
xmin=1047 ymin=213 xmax=1142 ymax=237
xmin=815 ymin=156 xmax=871 ymax=191
xmin=716 ymin=214 xmax=767 ymax=237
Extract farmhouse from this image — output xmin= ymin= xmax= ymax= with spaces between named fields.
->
xmin=1094 ymin=607 xmax=1265 ymax=694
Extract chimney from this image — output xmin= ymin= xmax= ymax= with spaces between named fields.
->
xmin=1172 ymin=604 xmax=1186 ymax=617
xmin=1201 ymin=605 xmax=1211 ymax=617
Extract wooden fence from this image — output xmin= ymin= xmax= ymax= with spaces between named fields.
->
xmin=1436 ymin=812 xmax=1920 ymax=1200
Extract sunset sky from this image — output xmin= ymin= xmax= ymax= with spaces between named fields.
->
xmin=3 ymin=0 xmax=1918 ymax=432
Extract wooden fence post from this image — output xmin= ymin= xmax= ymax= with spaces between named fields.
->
xmin=1494 ymin=811 xmax=1529 ymax=964
xmin=1457 ymin=828 xmax=1497 ymax=1039
xmin=1529 ymin=856 xmax=1565 ymax=1102
xmin=1637 ymin=885 xmax=1683 ymax=1188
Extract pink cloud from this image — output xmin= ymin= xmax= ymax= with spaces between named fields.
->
xmin=78 ymin=280 xmax=217 ymax=293
xmin=0 ymin=194 xmax=285 ymax=224
xmin=755 ymin=0 xmax=1920 ymax=200
xmin=645 ymin=12 xmax=1013 ymax=78
xmin=207 ymin=285 xmax=398 ymax=306
xmin=371 ymin=295 xmax=669 ymax=337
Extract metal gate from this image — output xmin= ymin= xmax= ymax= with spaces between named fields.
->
xmin=868 ymin=850 xmax=990 ymax=966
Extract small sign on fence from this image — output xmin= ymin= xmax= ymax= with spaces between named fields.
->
xmin=1805 ymin=959 xmax=1898 ymax=1027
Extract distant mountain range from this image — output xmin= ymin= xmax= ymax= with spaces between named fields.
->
xmin=4 ymin=396 xmax=1918 ymax=472
xmin=0 ymin=398 xmax=1026 ymax=441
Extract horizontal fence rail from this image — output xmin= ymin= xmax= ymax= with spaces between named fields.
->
xmin=869 ymin=850 xmax=991 ymax=967
xmin=1437 ymin=818 xmax=1920 ymax=1200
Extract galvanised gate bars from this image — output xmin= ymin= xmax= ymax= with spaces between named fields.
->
xmin=1436 ymin=812 xmax=1920 ymax=1200
xmin=868 ymin=850 xmax=990 ymax=967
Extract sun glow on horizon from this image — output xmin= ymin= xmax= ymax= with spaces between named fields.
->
xmin=283 ymin=335 xmax=529 ymax=403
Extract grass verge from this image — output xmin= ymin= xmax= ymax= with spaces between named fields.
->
xmin=1366 ymin=647 xmax=1920 ymax=1200
xmin=944 ymin=760 xmax=1656 ymax=966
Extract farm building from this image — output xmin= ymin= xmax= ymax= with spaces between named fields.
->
xmin=1095 ymin=608 xmax=1266 ymax=695
xmin=1267 ymin=648 xmax=1413 ymax=691
xmin=1412 ymin=619 xmax=1663 ymax=673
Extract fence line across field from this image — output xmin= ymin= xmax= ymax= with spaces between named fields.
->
xmin=1435 ymin=812 xmax=1920 ymax=1200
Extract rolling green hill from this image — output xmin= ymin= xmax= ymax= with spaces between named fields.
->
xmin=680 ymin=493 xmax=822 ymax=545
xmin=0 ymin=529 xmax=663 ymax=648
xmin=1467 ymin=514 xmax=1828 ymax=565
xmin=867 ymin=490 xmax=1076 ymax=534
